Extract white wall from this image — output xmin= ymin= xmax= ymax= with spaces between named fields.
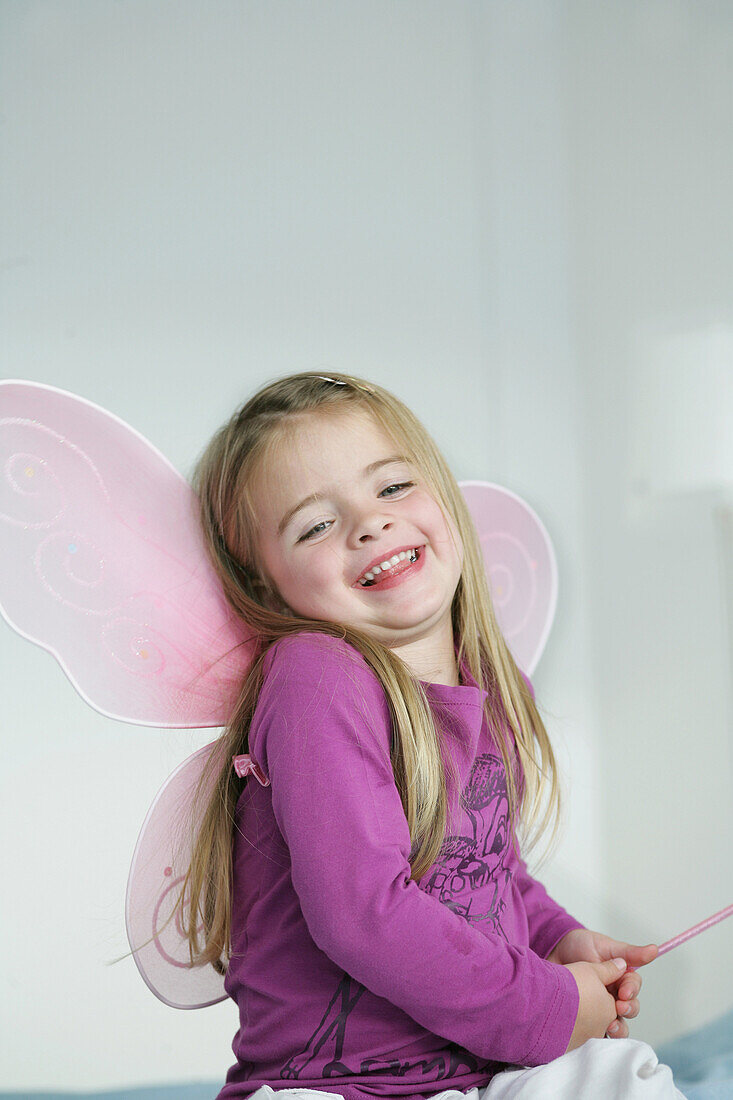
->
xmin=0 ymin=0 xmax=730 ymax=1091
xmin=565 ymin=0 xmax=733 ymax=1046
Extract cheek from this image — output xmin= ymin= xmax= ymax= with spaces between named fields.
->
xmin=427 ymin=503 xmax=463 ymax=563
xmin=279 ymin=551 xmax=341 ymax=605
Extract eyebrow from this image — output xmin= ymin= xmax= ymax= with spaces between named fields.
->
xmin=277 ymin=455 xmax=410 ymax=536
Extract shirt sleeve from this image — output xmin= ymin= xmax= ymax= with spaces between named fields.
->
xmin=514 ymin=670 xmax=586 ymax=959
xmin=511 ymin=851 xmax=586 ymax=960
xmin=248 ymin=632 xmax=579 ymax=1067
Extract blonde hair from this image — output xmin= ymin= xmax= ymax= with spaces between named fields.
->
xmin=178 ymin=370 xmax=563 ymax=974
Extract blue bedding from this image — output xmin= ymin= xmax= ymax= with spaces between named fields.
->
xmin=656 ymin=1006 xmax=733 ymax=1099
xmin=3 ymin=1008 xmax=732 ymax=1100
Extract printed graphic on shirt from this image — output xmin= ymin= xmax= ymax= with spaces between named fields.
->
xmin=420 ymin=753 xmax=513 ymax=938
xmin=277 ymin=752 xmax=512 ymax=1086
xmin=279 ymin=973 xmax=494 ymax=1083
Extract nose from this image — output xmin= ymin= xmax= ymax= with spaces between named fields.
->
xmin=358 ymin=519 xmax=394 ymax=544
xmin=349 ymin=507 xmax=394 ymax=545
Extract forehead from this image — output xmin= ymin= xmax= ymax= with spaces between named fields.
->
xmin=270 ymin=406 xmax=400 ymax=478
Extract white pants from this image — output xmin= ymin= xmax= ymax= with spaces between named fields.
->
xmin=247 ymin=1038 xmax=687 ymax=1099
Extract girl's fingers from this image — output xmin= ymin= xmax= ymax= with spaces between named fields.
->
xmin=607 ymin=1017 xmax=629 ymax=1039
xmin=608 ymin=942 xmax=657 ymax=978
xmin=605 ymin=941 xmax=652 ymax=1036
xmin=618 ymin=971 xmax=642 ymax=1002
xmin=621 ymin=942 xmax=659 ymax=967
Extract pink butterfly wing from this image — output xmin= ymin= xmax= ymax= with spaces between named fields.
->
xmin=459 ymin=480 xmax=558 ymax=678
xmin=125 ymin=739 xmax=227 ymax=1009
xmin=0 ymin=380 xmax=255 ymax=728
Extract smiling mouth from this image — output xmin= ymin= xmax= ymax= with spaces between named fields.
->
xmin=357 ymin=547 xmax=421 ymax=587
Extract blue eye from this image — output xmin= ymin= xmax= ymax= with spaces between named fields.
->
xmin=298 ymin=520 xmax=332 ymax=542
xmin=380 ymin=481 xmax=413 ymax=496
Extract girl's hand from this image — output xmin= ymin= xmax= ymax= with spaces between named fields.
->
xmin=562 ymin=958 xmax=628 ymax=1052
xmin=548 ymin=928 xmax=658 ymax=1039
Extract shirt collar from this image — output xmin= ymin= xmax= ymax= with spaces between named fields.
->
xmin=418 ymin=644 xmax=489 ymax=707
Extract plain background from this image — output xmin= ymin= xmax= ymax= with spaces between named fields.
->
xmin=1 ymin=0 xmax=732 ymax=1091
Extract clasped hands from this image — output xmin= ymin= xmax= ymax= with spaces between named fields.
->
xmin=547 ymin=928 xmax=659 ymax=1039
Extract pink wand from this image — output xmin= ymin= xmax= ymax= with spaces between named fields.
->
xmin=627 ymin=903 xmax=733 ymax=974
xmin=656 ymin=903 xmax=733 ymax=957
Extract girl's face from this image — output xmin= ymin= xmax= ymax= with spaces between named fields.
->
xmin=250 ymin=407 xmax=463 ymax=654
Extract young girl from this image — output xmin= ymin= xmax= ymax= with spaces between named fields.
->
xmin=180 ymin=371 xmax=685 ymax=1099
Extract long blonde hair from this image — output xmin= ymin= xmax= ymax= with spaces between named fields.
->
xmin=179 ymin=370 xmax=563 ymax=973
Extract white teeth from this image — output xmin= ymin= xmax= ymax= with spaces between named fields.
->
xmin=358 ymin=547 xmax=420 ymax=586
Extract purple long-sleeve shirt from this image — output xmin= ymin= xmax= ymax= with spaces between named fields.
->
xmin=218 ymin=632 xmax=583 ymax=1100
